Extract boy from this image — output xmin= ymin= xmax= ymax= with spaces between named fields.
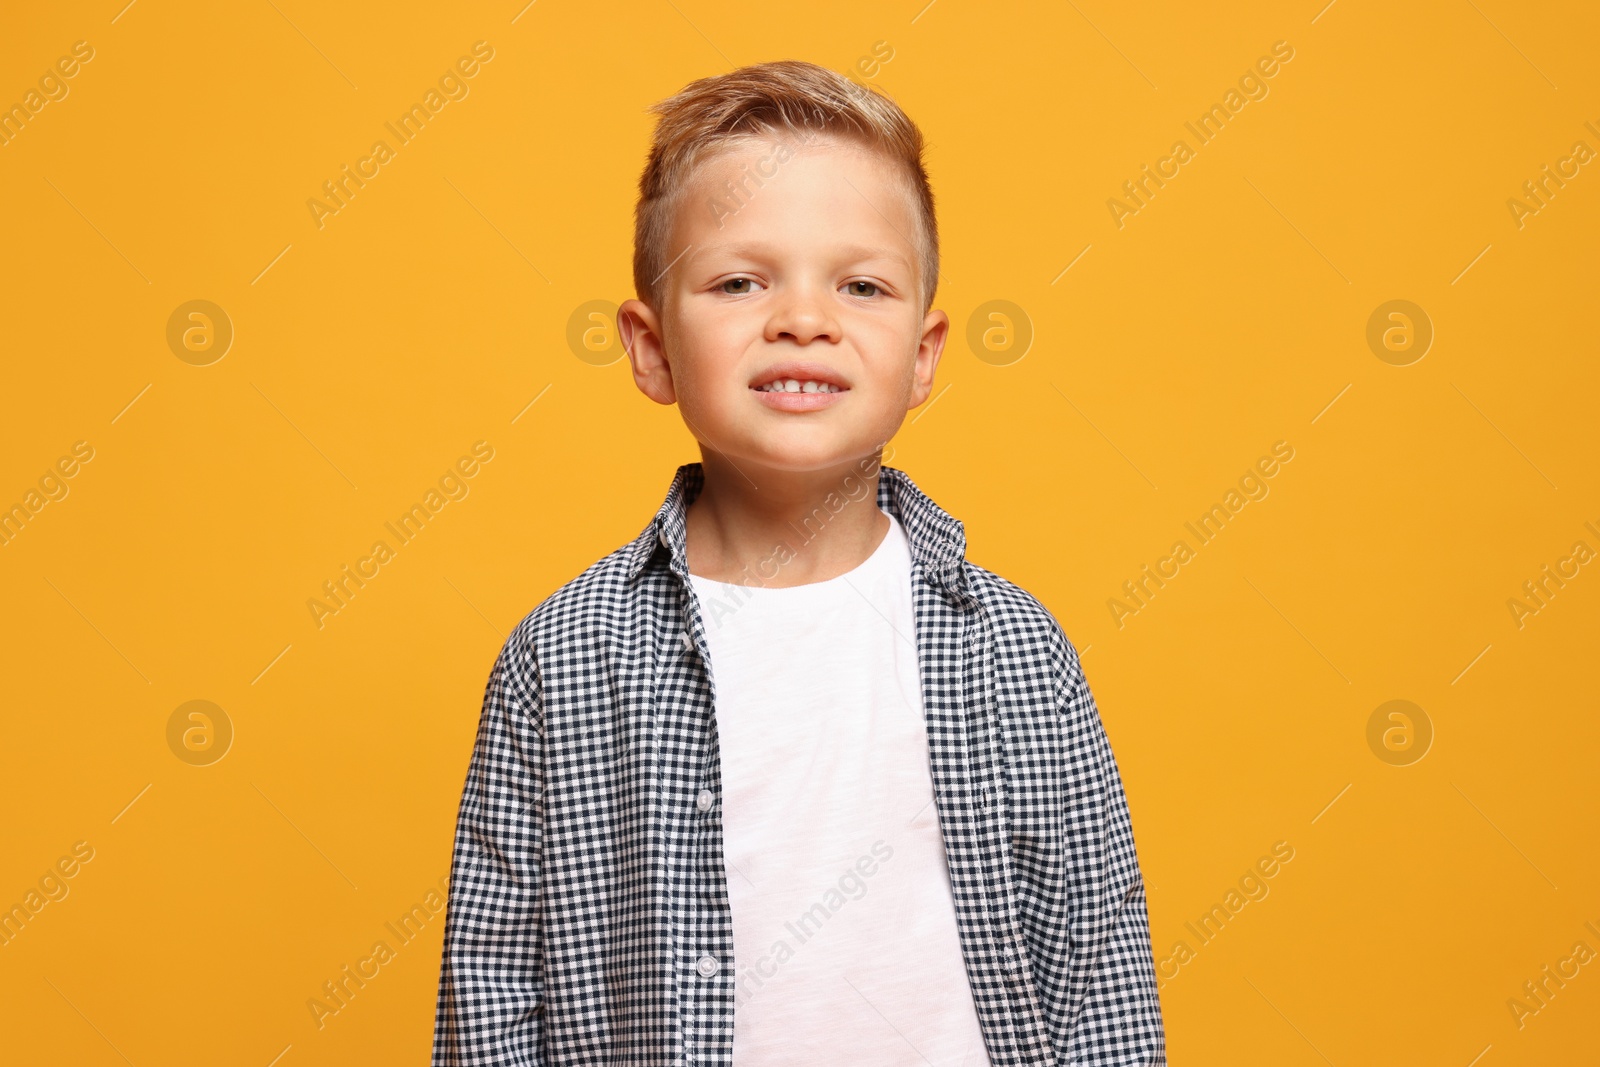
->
xmin=433 ymin=60 xmax=1165 ymax=1066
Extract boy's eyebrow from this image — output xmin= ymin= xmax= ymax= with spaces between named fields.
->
xmin=695 ymin=241 xmax=913 ymax=270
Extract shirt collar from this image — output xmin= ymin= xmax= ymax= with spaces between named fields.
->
xmin=624 ymin=460 xmax=970 ymax=601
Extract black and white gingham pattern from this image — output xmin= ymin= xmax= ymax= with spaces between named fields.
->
xmin=432 ymin=462 xmax=1166 ymax=1065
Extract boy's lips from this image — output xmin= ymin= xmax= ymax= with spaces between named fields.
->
xmin=751 ymin=388 xmax=846 ymax=411
xmin=748 ymin=360 xmax=850 ymax=391
xmin=748 ymin=360 xmax=850 ymax=412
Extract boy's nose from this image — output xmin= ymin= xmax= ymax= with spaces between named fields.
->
xmin=764 ymin=286 xmax=841 ymax=345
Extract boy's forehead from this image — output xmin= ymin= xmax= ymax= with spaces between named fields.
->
xmin=673 ymin=135 xmax=923 ymax=259
xmin=695 ymin=236 xmax=916 ymax=272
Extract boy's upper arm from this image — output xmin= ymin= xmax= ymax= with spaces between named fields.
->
xmin=458 ymin=624 xmax=545 ymax=875
xmin=457 ymin=617 xmax=544 ymax=895
xmin=433 ymin=624 xmax=547 ymax=1064
xmin=1045 ymin=615 xmax=1165 ymax=1062
xmin=1051 ymin=620 xmax=1141 ymax=898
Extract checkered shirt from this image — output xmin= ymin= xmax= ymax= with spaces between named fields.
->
xmin=432 ymin=461 xmax=1165 ymax=1065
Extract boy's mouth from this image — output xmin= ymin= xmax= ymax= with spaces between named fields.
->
xmin=748 ymin=361 xmax=850 ymax=394
xmin=753 ymin=379 xmax=844 ymax=393
xmin=748 ymin=360 xmax=850 ymax=411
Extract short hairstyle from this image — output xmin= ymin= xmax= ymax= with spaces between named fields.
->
xmin=632 ymin=59 xmax=939 ymax=315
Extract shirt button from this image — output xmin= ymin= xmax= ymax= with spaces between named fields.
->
xmin=696 ymin=789 xmax=714 ymax=812
xmin=696 ymin=954 xmax=720 ymax=977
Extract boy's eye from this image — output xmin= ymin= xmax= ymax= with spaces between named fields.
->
xmin=720 ymin=277 xmax=762 ymax=294
xmin=843 ymin=280 xmax=880 ymax=298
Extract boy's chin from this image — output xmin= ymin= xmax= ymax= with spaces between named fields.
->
xmin=709 ymin=440 xmax=887 ymax=477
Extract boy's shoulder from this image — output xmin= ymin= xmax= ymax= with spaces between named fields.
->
xmin=493 ymin=472 xmax=1087 ymax=696
xmin=960 ymin=559 xmax=1087 ymax=684
xmin=498 ymin=530 xmax=1088 ymax=655
xmin=507 ymin=536 xmax=646 ymax=647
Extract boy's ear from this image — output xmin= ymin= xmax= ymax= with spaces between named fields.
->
xmin=908 ymin=306 xmax=950 ymax=410
xmin=617 ymin=298 xmax=677 ymax=406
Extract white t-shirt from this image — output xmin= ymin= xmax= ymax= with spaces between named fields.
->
xmin=688 ymin=509 xmax=993 ymax=1067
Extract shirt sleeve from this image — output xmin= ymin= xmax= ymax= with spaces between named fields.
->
xmin=1052 ymin=622 xmax=1167 ymax=1066
xmin=432 ymin=624 xmax=546 ymax=1066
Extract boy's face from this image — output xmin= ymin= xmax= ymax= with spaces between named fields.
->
xmin=618 ymin=135 xmax=948 ymax=477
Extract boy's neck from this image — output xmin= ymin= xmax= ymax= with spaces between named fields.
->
xmin=684 ymin=451 xmax=892 ymax=588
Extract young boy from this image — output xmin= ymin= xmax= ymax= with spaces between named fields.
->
xmin=432 ymin=61 xmax=1165 ymax=1066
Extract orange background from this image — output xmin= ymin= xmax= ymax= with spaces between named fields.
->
xmin=2 ymin=1 xmax=1596 ymax=1063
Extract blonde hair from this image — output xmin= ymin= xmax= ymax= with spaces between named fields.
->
xmin=632 ymin=60 xmax=939 ymax=314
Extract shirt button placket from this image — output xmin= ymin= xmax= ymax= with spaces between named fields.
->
xmin=689 ymin=777 xmax=721 ymax=1060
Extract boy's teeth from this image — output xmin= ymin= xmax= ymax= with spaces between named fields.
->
xmin=759 ymin=379 xmax=840 ymax=393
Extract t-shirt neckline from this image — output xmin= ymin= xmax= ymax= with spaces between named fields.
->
xmin=688 ymin=508 xmax=903 ymax=595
